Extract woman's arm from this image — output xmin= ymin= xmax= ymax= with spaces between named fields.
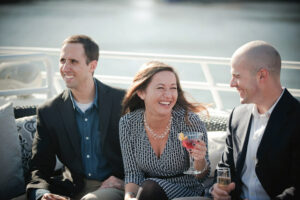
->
xmin=119 ymin=115 xmax=145 ymax=199
xmin=124 ymin=183 xmax=139 ymax=200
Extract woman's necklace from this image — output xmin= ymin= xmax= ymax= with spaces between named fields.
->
xmin=144 ymin=113 xmax=172 ymax=140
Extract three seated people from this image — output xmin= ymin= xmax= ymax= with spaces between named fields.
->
xmin=26 ymin=35 xmax=299 ymax=200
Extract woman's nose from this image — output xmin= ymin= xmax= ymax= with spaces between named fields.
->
xmin=164 ymin=89 xmax=172 ymax=97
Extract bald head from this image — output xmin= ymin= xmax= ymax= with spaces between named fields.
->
xmin=232 ymin=40 xmax=281 ymax=78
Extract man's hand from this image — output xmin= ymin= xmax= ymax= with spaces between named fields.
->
xmin=211 ymin=182 xmax=235 ymax=200
xmin=41 ymin=193 xmax=70 ymax=200
xmin=100 ymin=175 xmax=124 ymax=190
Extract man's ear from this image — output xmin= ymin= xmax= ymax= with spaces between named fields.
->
xmin=137 ymin=90 xmax=145 ymax=100
xmin=89 ymin=60 xmax=98 ymax=73
xmin=257 ymin=68 xmax=269 ymax=81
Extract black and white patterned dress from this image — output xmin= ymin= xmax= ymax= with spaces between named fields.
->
xmin=119 ymin=106 xmax=210 ymax=199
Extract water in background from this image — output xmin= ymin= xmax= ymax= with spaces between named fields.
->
xmin=0 ymin=0 xmax=299 ymax=110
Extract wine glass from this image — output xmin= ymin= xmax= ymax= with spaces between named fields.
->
xmin=178 ymin=131 xmax=204 ymax=175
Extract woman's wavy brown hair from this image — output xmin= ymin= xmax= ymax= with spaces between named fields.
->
xmin=121 ymin=61 xmax=207 ymax=122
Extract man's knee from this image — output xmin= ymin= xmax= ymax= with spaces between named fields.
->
xmin=81 ymin=193 xmax=98 ymax=200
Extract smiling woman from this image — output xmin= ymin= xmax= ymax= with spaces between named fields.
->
xmin=119 ymin=61 xmax=210 ymax=200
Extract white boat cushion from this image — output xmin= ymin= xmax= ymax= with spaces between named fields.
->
xmin=0 ymin=103 xmax=25 ymax=199
xmin=207 ymin=131 xmax=227 ymax=177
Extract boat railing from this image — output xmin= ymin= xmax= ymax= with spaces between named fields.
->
xmin=0 ymin=53 xmax=54 ymax=98
xmin=1 ymin=46 xmax=300 ymax=111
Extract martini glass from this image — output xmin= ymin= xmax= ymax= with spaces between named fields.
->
xmin=178 ymin=131 xmax=204 ymax=175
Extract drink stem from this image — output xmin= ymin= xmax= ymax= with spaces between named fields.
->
xmin=189 ymin=154 xmax=194 ymax=170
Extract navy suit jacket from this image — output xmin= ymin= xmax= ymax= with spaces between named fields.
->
xmin=26 ymin=79 xmax=125 ymax=197
xmin=219 ymin=89 xmax=299 ymax=200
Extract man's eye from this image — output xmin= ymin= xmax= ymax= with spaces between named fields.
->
xmin=60 ymin=59 xmax=65 ymax=64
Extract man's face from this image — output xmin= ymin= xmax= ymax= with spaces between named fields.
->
xmin=59 ymin=43 xmax=94 ymax=90
xmin=230 ymin=57 xmax=260 ymax=104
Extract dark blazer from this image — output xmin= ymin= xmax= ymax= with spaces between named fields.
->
xmin=26 ymin=79 xmax=125 ymax=197
xmin=219 ymin=89 xmax=299 ymax=200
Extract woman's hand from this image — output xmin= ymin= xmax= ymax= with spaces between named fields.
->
xmin=124 ymin=183 xmax=140 ymax=200
xmin=124 ymin=192 xmax=137 ymax=200
xmin=189 ymin=140 xmax=207 ymax=172
xmin=41 ymin=193 xmax=70 ymax=200
xmin=190 ymin=140 xmax=206 ymax=161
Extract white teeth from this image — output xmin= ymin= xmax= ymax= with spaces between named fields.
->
xmin=160 ymin=102 xmax=170 ymax=105
xmin=65 ymin=75 xmax=74 ymax=79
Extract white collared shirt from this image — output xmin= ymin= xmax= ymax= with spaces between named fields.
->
xmin=241 ymin=89 xmax=285 ymax=200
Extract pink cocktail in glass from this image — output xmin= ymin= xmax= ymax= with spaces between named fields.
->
xmin=178 ymin=131 xmax=204 ymax=175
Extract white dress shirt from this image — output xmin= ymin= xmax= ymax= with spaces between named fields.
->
xmin=241 ymin=89 xmax=284 ymax=200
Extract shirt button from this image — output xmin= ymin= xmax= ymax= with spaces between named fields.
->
xmin=85 ymin=118 xmax=88 ymax=122
xmin=87 ymin=154 xmax=90 ymax=158
xmin=86 ymin=137 xmax=89 ymax=140
xmin=88 ymin=173 xmax=92 ymax=177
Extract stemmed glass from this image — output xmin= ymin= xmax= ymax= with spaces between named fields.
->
xmin=178 ymin=131 xmax=204 ymax=175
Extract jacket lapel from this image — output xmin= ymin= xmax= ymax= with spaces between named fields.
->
xmin=58 ymin=90 xmax=82 ymax=159
xmin=97 ymin=80 xmax=112 ymax=148
xmin=235 ymin=105 xmax=253 ymax=176
xmin=257 ymin=90 xmax=289 ymax=160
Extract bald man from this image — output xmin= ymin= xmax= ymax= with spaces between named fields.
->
xmin=210 ymin=41 xmax=299 ymax=200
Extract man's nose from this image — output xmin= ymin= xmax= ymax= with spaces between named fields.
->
xmin=230 ymin=77 xmax=236 ymax=88
xmin=61 ymin=61 xmax=71 ymax=71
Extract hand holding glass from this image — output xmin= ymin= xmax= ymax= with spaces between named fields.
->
xmin=178 ymin=131 xmax=204 ymax=175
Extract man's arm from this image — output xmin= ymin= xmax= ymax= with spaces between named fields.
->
xmin=99 ymin=175 xmax=124 ymax=190
xmin=28 ymin=188 xmax=49 ymax=200
xmin=275 ymin=114 xmax=299 ymax=200
xmin=211 ymin=108 xmax=241 ymax=200
xmin=27 ymin=107 xmax=57 ymax=194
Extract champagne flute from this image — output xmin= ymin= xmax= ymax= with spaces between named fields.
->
xmin=178 ymin=131 xmax=204 ymax=175
xmin=217 ymin=167 xmax=231 ymax=188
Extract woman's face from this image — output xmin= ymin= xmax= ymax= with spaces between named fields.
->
xmin=138 ymin=70 xmax=178 ymax=117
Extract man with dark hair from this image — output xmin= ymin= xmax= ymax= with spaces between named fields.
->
xmin=211 ymin=41 xmax=299 ymax=200
xmin=27 ymin=35 xmax=125 ymax=200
